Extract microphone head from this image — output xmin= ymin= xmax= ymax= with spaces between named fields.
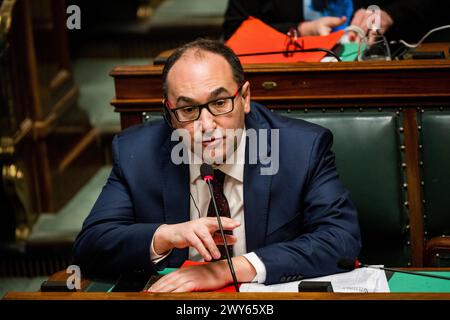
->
xmin=337 ymin=258 xmax=360 ymax=271
xmin=200 ymin=163 xmax=214 ymax=182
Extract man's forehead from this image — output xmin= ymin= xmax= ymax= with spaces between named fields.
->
xmin=166 ymin=50 xmax=235 ymax=96
xmin=180 ymin=48 xmax=221 ymax=61
xmin=168 ymin=49 xmax=232 ymax=77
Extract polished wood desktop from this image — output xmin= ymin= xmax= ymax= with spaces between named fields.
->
xmin=4 ymin=291 xmax=450 ymax=300
xmin=4 ymin=269 xmax=450 ymax=300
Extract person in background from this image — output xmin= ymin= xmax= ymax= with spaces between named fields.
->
xmin=351 ymin=0 xmax=448 ymax=42
xmin=223 ymin=0 xmax=354 ymax=40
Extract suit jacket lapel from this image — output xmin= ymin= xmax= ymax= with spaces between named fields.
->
xmin=244 ymin=108 xmax=273 ymax=252
xmin=161 ymin=137 xmax=190 ymax=264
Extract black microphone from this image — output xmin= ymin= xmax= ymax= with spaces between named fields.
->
xmin=338 ymin=258 xmax=450 ymax=281
xmin=200 ymin=163 xmax=240 ymax=292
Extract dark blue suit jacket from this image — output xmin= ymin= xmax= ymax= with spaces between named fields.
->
xmin=73 ymin=103 xmax=361 ymax=284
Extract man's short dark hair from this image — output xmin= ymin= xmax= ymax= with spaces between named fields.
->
xmin=162 ymin=39 xmax=244 ymax=97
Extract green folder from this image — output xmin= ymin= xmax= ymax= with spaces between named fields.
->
xmin=338 ymin=43 xmax=361 ymax=62
xmin=158 ymin=268 xmax=177 ymax=276
xmin=389 ymin=272 xmax=450 ymax=292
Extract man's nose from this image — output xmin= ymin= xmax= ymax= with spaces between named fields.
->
xmin=198 ymin=107 xmax=216 ymax=130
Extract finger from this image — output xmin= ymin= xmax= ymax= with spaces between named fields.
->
xmin=156 ymin=279 xmax=183 ymax=293
xmin=148 ymin=274 xmax=177 ymax=292
xmin=360 ymin=11 xmax=372 ymax=34
xmin=213 ymin=233 xmax=237 ymax=245
xmin=172 ymin=281 xmax=196 ymax=293
xmin=148 ymin=282 xmax=172 ymax=292
xmin=205 ymin=217 xmax=240 ymax=231
xmin=319 ymin=26 xmax=332 ymax=36
xmin=351 ymin=9 xmax=365 ymax=27
xmin=195 ymin=229 xmax=221 ymax=260
xmin=359 ymin=23 xmax=368 ymax=36
xmin=150 ymin=282 xmax=177 ymax=292
xmin=187 ymin=233 xmax=213 ymax=261
xmin=325 ymin=16 xmax=346 ymax=28
xmin=150 ymin=269 xmax=200 ymax=293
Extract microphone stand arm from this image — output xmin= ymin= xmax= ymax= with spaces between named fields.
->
xmin=206 ymin=181 xmax=240 ymax=292
xmin=362 ymin=264 xmax=450 ymax=281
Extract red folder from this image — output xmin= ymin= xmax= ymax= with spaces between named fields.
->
xmin=181 ymin=260 xmax=240 ymax=292
xmin=226 ymin=16 xmax=344 ymax=64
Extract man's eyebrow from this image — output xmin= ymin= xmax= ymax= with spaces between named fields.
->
xmin=176 ymin=96 xmax=195 ymax=104
xmin=209 ymin=87 xmax=230 ymax=99
xmin=175 ymin=87 xmax=231 ymax=105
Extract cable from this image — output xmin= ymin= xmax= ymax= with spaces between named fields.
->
xmin=237 ymin=47 xmax=341 ymax=61
xmin=189 ymin=192 xmax=201 ymax=218
xmin=399 ymin=25 xmax=450 ymax=48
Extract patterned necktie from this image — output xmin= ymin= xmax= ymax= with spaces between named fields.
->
xmin=207 ymin=169 xmax=233 ymax=260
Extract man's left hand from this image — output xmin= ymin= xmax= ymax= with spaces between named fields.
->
xmin=148 ymin=256 xmax=257 ymax=292
xmin=148 ymin=260 xmax=231 ymax=292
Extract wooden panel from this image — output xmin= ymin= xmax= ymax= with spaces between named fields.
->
xmin=403 ymin=109 xmax=424 ymax=266
xmin=1 ymin=0 xmax=103 ymax=217
xmin=110 ymin=58 xmax=450 ymax=116
xmin=4 ymin=291 xmax=450 ymax=300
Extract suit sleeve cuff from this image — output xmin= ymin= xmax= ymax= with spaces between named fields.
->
xmin=150 ymin=233 xmax=171 ymax=263
xmin=243 ymin=252 xmax=267 ymax=283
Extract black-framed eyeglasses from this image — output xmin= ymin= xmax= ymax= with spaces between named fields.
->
xmin=164 ymin=85 xmax=243 ymax=123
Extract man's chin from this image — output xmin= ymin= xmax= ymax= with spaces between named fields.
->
xmin=190 ymin=147 xmax=227 ymax=165
xmin=200 ymin=151 xmax=226 ymax=165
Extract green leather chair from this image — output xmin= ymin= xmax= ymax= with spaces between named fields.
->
xmin=420 ymin=109 xmax=450 ymax=267
xmin=277 ymin=109 xmax=411 ymax=266
xmin=143 ymin=107 xmax=414 ymax=266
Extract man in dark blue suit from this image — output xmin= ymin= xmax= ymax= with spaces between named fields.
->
xmin=73 ymin=39 xmax=360 ymax=292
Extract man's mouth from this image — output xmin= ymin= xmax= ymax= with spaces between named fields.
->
xmin=201 ymin=136 xmax=223 ymax=147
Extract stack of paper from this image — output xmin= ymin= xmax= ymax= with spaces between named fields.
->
xmin=240 ymin=267 xmax=390 ymax=293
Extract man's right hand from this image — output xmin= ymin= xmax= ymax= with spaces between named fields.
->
xmin=153 ymin=217 xmax=240 ymax=261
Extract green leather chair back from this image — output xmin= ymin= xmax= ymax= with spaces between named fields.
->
xmin=276 ymin=109 xmax=411 ymax=266
xmin=143 ymin=108 xmax=413 ymax=266
xmin=420 ymin=109 xmax=450 ymax=267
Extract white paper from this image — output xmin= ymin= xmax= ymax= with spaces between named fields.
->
xmin=240 ymin=266 xmax=390 ymax=293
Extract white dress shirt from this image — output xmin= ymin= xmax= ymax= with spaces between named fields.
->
xmin=150 ymin=128 xmax=267 ymax=283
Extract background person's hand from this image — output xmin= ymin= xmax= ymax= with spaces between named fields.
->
xmin=350 ymin=8 xmax=394 ymax=41
xmin=298 ymin=16 xmax=347 ymax=36
xmin=153 ymin=217 xmax=239 ymax=261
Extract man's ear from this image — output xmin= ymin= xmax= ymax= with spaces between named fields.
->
xmin=162 ymin=100 xmax=174 ymax=129
xmin=242 ymin=81 xmax=251 ymax=114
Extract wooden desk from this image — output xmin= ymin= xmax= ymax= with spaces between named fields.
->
xmin=111 ymin=59 xmax=450 ymax=127
xmin=4 ymin=291 xmax=450 ymax=300
xmin=110 ymin=43 xmax=450 ymax=129
xmin=4 ymin=269 xmax=450 ymax=300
